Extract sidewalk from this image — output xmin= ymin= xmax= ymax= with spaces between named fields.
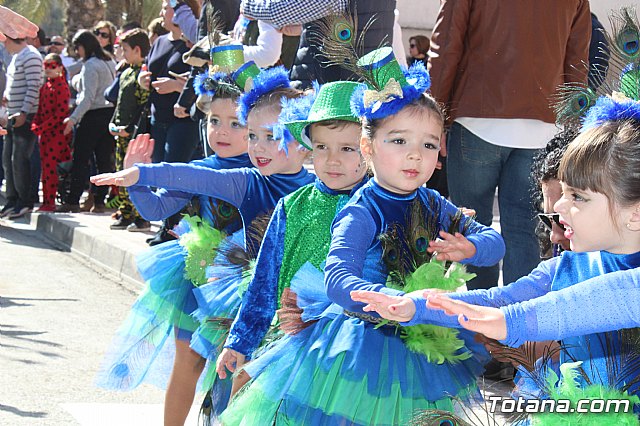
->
xmin=1 ymin=191 xmax=158 ymax=289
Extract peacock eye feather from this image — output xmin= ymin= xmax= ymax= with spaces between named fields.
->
xmin=415 ymin=236 xmax=428 ymax=253
xmin=619 ymin=27 xmax=640 ymax=57
xmin=218 ymin=203 xmax=233 ymax=218
xmin=335 ymin=22 xmax=352 ymax=42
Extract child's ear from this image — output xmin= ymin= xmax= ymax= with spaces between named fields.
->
xmin=627 ymin=204 xmax=640 ymax=232
xmin=360 ymin=135 xmax=373 ymax=160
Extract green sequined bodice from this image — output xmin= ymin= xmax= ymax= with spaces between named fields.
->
xmin=276 ymin=185 xmax=348 ymax=306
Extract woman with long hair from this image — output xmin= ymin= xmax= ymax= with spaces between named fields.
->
xmin=57 ymin=30 xmax=116 ymax=213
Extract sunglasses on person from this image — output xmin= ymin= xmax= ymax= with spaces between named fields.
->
xmin=94 ymin=29 xmax=111 ymax=39
xmin=44 ymin=62 xmax=61 ymax=69
xmin=49 ymin=41 xmax=65 ymax=47
xmin=410 ymin=43 xmax=416 ymax=48
xmin=537 ymin=213 xmax=565 ymax=231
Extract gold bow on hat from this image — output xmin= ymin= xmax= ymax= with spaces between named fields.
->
xmin=363 ymin=78 xmax=404 ymax=111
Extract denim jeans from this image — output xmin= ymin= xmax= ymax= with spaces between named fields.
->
xmin=150 ymin=117 xmax=200 ymax=163
xmin=447 ymin=122 xmax=541 ymax=289
xmin=3 ymin=114 xmax=37 ymax=207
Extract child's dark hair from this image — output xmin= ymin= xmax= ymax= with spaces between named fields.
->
xmin=44 ymin=53 xmax=63 ymax=67
xmin=119 ymin=29 xmax=151 ymax=58
xmin=559 ymin=119 xmax=640 ymax=210
xmin=530 ymin=129 xmax=576 ymax=211
xmin=362 ymin=92 xmax=445 ymax=140
xmin=72 ymin=30 xmax=111 ymax=61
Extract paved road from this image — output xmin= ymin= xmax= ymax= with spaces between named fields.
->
xmin=0 ymin=218 xmax=200 ymax=425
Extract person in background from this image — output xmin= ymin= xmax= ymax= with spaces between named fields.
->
xmin=31 ymin=53 xmax=71 ymax=212
xmin=0 ymin=35 xmax=43 ymax=219
xmin=26 ymin=27 xmax=47 ymax=56
xmin=407 ymin=34 xmax=429 ymax=67
xmin=56 ymin=30 xmax=116 ymax=213
xmin=47 ymin=35 xmax=77 ymax=70
xmin=138 ymin=0 xmax=201 ymax=246
xmin=108 ymin=29 xmax=151 ymax=232
xmin=147 ymin=17 xmax=169 ymax=46
xmin=93 ymin=21 xmax=117 ymax=56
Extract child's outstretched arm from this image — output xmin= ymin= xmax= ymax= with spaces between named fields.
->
xmin=123 ymin=134 xmax=215 ymax=220
xmin=92 ymin=159 xmax=252 ymax=209
xmin=223 ymin=202 xmax=287 ymax=365
xmin=91 ymin=167 xmax=140 ymax=187
xmin=501 ymin=267 xmax=640 ymax=347
xmin=325 ymin=205 xmax=406 ymax=313
xmin=352 ymin=257 xmax=560 ymax=327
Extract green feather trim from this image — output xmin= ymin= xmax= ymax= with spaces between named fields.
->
xmin=533 ymin=361 xmax=640 ymax=426
xmin=180 ymin=215 xmax=226 ymax=286
xmin=388 ymin=259 xmax=477 ymax=363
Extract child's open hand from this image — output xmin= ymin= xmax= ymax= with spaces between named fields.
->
xmin=90 ymin=167 xmax=140 ymax=187
xmin=124 ymin=133 xmax=154 ymax=169
xmin=216 ymin=348 xmax=245 ymax=379
xmin=427 ymin=230 xmax=476 ymax=262
xmin=350 ymin=291 xmax=416 ymax=322
xmin=425 ymin=293 xmax=507 ymax=340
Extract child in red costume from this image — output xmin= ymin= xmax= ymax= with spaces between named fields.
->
xmin=31 ymin=53 xmax=71 ymax=212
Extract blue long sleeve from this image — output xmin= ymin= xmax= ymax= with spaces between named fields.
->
xmin=403 ymin=257 xmax=558 ymax=327
xmin=325 ymin=204 xmax=406 ymax=312
xmin=136 ymin=162 xmax=250 ymax=208
xmin=501 ymin=266 xmax=640 ymax=347
xmin=225 ymin=201 xmax=287 ymax=356
xmin=128 ymin=186 xmax=193 ymax=221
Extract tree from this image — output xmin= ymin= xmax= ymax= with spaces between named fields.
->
xmin=65 ymin=0 xmax=105 ymax=42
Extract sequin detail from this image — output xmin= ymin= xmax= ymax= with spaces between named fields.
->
xmin=277 ymin=185 xmax=348 ymax=305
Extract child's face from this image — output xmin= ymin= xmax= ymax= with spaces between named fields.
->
xmin=554 ymin=182 xmax=639 ymax=254
xmin=361 ymin=107 xmax=441 ymax=194
xmin=207 ymin=98 xmax=247 ymax=158
xmin=44 ymin=61 xmax=63 ymax=79
xmin=310 ymin=122 xmax=366 ymax=191
xmin=247 ymin=105 xmax=308 ymax=176
xmin=121 ymin=42 xmax=142 ymax=65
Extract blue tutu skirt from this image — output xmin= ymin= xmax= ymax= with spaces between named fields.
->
xmin=96 ymin=239 xmax=198 ymax=390
xmin=220 ymin=262 xmax=489 ymax=426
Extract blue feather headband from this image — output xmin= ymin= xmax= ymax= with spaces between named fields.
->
xmin=193 ymin=70 xmax=243 ymax=100
xmin=272 ymin=81 xmax=319 ymax=154
xmin=236 ymin=65 xmax=291 ymax=125
xmin=581 ymin=94 xmax=640 ymax=131
xmin=350 ymin=61 xmax=432 ymax=121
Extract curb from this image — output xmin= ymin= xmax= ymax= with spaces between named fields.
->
xmin=1 ymin=192 xmax=152 ymax=289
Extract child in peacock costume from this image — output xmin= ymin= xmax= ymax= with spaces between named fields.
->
xmin=95 ymin=44 xmax=316 ymax=422
xmin=353 ymin=8 xmax=640 ymax=425
xmin=96 ymin=44 xmax=254 ymax=393
xmin=218 ymin=45 xmax=505 ymax=425
xmin=205 ymin=80 xmax=369 ymax=425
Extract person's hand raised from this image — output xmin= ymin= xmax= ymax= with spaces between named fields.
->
xmin=124 ymin=133 xmax=154 ymax=169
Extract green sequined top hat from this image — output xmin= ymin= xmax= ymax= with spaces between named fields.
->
xmin=194 ymin=45 xmax=249 ymax=112
xmin=350 ymin=46 xmax=432 ymax=120
xmin=210 ymin=44 xmax=245 ymax=73
xmin=358 ymin=46 xmax=407 ymax=89
xmin=231 ymin=60 xmax=262 ymax=92
xmin=284 ymin=81 xmax=361 ymax=150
